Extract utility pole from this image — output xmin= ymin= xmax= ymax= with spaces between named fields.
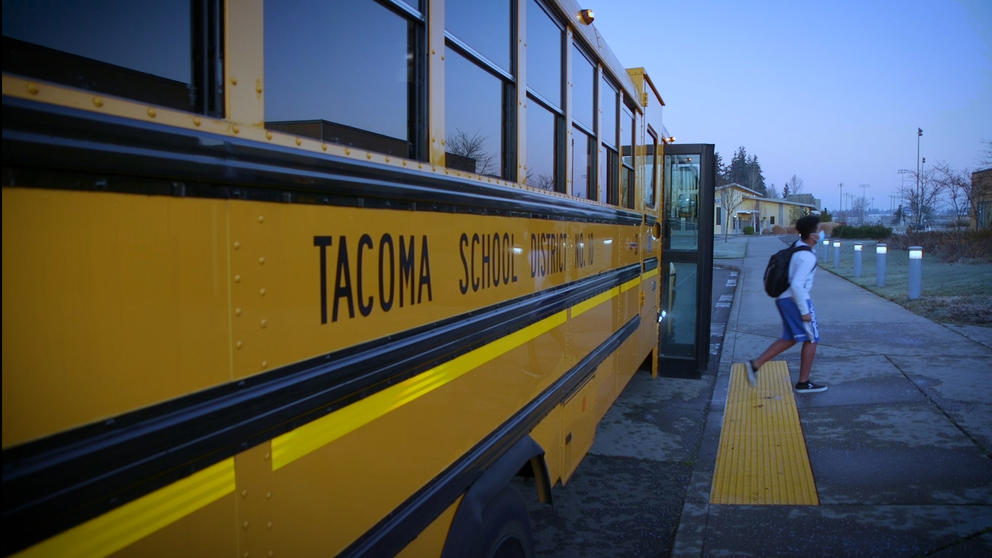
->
xmin=860 ymin=184 xmax=870 ymax=224
xmin=838 ymin=183 xmax=844 ymax=216
xmin=917 ymin=128 xmax=923 ymax=228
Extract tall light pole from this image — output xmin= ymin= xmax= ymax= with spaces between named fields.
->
xmin=838 ymin=183 xmax=844 ymax=215
xmin=916 ymin=128 xmax=923 ymax=227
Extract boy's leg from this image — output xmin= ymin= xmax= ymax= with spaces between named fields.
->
xmin=754 ymin=338 xmax=796 ymax=370
xmin=798 ymin=340 xmax=817 ymax=383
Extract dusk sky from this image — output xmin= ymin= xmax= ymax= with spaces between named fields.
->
xmin=590 ymin=0 xmax=992 ymax=214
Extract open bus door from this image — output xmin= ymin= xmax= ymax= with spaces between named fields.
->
xmin=660 ymin=144 xmax=715 ymax=377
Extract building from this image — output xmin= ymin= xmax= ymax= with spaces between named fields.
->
xmin=714 ymin=183 xmax=818 ymax=236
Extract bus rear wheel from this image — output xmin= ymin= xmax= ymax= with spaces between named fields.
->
xmin=481 ymin=485 xmax=535 ymax=558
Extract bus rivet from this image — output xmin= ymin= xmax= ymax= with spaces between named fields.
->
xmin=93 ymin=96 xmax=103 ymax=107
xmin=27 ymin=83 xmax=40 ymax=94
xmin=258 ymin=215 xmax=265 ymax=223
xmin=234 ymin=241 xmax=241 ymax=249
xmin=266 ymin=131 xmax=272 ymax=140
xmin=295 ymin=138 xmax=301 ymax=146
xmin=268 ymin=551 xmax=274 ymax=557
xmin=193 ymin=117 xmax=201 ymax=126
xmin=256 ymin=80 xmax=263 ymax=94
xmin=241 ymin=489 xmax=248 ymax=497
xmin=243 ymin=521 xmax=249 ymax=529
xmin=345 ymin=148 xmax=351 ymax=156
xmin=366 ymin=153 xmax=372 ymax=160
xmin=232 ymin=125 xmax=240 ymax=134
xmin=235 ymin=307 xmax=242 ymax=316
xmin=259 ymin=288 xmax=266 ymax=296
xmin=260 ymin=319 xmax=267 ymax=328
xmin=266 ymin=491 xmax=272 ymax=499
xmin=322 ymin=144 xmax=327 ymax=151
xmin=236 ymin=340 xmax=243 ymax=349
xmin=234 ymin=274 xmax=241 ymax=283
xmin=258 ymin=256 xmax=265 ymax=265
xmin=265 ymin=452 xmax=271 ymax=461
xmin=261 ymin=360 xmax=268 ymax=368
xmin=231 ymin=78 xmax=238 ymax=86
xmin=267 ymin=522 xmax=273 ymax=529
xmin=147 ymin=108 xmax=156 ymax=118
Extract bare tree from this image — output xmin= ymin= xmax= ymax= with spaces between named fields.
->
xmin=766 ymin=183 xmax=780 ymax=199
xmin=447 ymin=129 xmax=496 ymax=176
xmin=718 ymin=187 xmax=744 ymax=242
xmin=900 ymin=166 xmax=943 ymax=230
xmin=786 ymin=174 xmax=804 ymax=196
xmin=931 ymin=162 xmax=973 ymax=231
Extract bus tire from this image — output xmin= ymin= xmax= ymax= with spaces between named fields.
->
xmin=480 ymin=485 xmax=535 ymax=558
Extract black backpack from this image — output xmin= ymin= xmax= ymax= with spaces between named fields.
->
xmin=763 ymin=244 xmax=812 ymax=297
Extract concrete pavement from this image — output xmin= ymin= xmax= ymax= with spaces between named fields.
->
xmin=673 ymin=235 xmax=992 ymax=557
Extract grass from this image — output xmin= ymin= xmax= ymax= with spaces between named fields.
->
xmin=816 ymin=240 xmax=992 ymax=325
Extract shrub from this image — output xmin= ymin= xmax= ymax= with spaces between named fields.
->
xmin=743 ymin=225 xmax=755 ymax=235
xmin=886 ymin=230 xmax=992 ymax=262
xmin=833 ymin=224 xmax=892 ymax=239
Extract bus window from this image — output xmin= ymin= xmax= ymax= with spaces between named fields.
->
xmin=600 ymin=76 xmax=619 ymax=204
xmin=620 ymin=101 xmax=636 ymax=208
xmin=446 ymin=0 xmax=511 ymax=74
xmin=646 ymin=128 xmax=659 ymax=208
xmin=525 ymin=0 xmax=564 ymax=192
xmin=264 ymin=0 xmax=419 ymax=158
xmin=445 ymin=47 xmax=505 ymax=177
xmin=570 ymin=129 xmax=593 ymax=198
xmin=2 ymin=0 xmax=220 ymax=115
xmin=571 ymin=45 xmax=595 ymax=132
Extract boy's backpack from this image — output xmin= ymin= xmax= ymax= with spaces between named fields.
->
xmin=763 ymin=244 xmax=812 ymax=297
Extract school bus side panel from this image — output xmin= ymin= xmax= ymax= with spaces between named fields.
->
xmin=1 ymin=188 xmax=232 ymax=447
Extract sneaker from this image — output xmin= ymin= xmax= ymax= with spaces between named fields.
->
xmin=745 ymin=360 xmax=758 ymax=386
xmin=795 ymin=381 xmax=828 ymax=393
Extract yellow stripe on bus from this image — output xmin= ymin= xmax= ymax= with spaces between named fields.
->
xmin=642 ymin=267 xmax=659 ymax=281
xmin=271 ymin=310 xmax=569 ymax=470
xmin=14 ymin=458 xmax=235 ymax=558
xmin=621 ymin=276 xmax=641 ymax=293
xmin=570 ymin=287 xmax=619 ymax=319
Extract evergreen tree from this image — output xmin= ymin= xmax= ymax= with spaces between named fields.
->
xmin=714 ymin=152 xmax=729 ymax=185
xmin=726 ymin=146 xmax=767 ymax=195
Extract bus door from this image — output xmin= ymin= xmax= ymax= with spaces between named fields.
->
xmin=659 ymin=144 xmax=715 ymax=377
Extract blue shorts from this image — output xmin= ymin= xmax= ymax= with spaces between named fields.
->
xmin=775 ymin=298 xmax=819 ymax=343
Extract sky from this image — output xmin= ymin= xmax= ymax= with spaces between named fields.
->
xmin=589 ymin=0 xmax=992 ymax=213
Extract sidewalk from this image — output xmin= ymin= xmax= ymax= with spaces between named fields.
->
xmin=673 ymin=235 xmax=992 ymax=557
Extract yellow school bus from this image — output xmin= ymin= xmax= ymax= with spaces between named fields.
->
xmin=2 ymin=1 xmax=670 ymax=556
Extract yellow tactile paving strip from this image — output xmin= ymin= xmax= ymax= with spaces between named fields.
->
xmin=710 ymin=361 xmax=819 ymax=505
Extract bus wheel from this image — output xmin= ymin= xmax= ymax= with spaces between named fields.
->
xmin=481 ymin=485 xmax=535 ymax=558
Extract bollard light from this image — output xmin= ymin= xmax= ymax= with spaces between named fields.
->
xmin=853 ymin=243 xmax=863 ymax=277
xmin=821 ymin=237 xmax=830 ymax=259
xmin=832 ymin=240 xmax=841 ymax=267
xmin=908 ymin=245 xmax=923 ymax=299
xmin=876 ymin=243 xmax=887 ymax=287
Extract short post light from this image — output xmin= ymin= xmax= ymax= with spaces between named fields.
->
xmin=832 ymin=240 xmax=841 ymax=268
xmin=821 ymin=236 xmax=830 ymax=259
xmin=853 ymin=243 xmax=863 ymax=277
xmin=876 ymin=243 xmax=887 ymax=287
xmin=909 ymin=246 xmax=923 ymax=299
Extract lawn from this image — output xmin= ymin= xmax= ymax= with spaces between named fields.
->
xmin=815 ymin=239 xmax=992 ymax=325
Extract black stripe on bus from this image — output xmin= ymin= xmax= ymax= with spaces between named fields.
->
xmin=1 ymin=96 xmax=642 ymax=226
xmin=344 ymin=315 xmax=642 ymax=557
xmin=644 ymin=256 xmax=658 ymax=272
xmin=1 ymin=263 xmax=641 ymax=556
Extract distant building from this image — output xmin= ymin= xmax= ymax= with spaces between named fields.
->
xmin=784 ymin=193 xmax=822 ymax=210
xmin=973 ymin=168 xmax=992 ymax=230
xmin=715 ymin=183 xmax=817 ymax=236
